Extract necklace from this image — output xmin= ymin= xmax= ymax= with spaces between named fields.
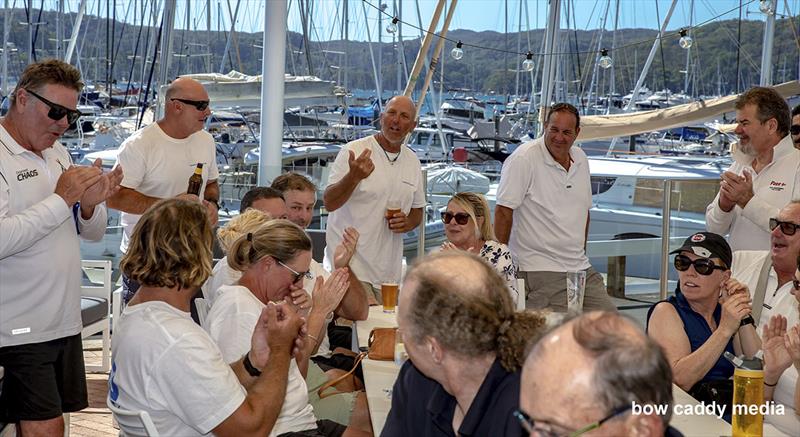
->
xmin=380 ymin=145 xmax=401 ymax=165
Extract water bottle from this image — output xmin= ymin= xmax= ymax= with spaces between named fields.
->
xmin=731 ymin=368 xmax=763 ymax=437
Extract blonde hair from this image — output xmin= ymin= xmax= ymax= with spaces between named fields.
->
xmin=216 ymin=209 xmax=272 ymax=254
xmin=120 ymin=199 xmax=213 ymax=290
xmin=449 ymin=192 xmax=496 ymax=241
xmin=227 ymin=219 xmax=311 ymax=272
xmin=404 ymin=251 xmax=546 ymax=371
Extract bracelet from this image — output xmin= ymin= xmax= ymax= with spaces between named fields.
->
xmin=243 ymin=352 xmax=262 ymax=377
xmin=307 ymin=334 xmax=320 ymax=344
xmin=764 ymin=380 xmax=778 ymax=387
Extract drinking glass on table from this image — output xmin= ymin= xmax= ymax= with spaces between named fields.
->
xmin=382 ymin=281 xmax=399 ymax=313
xmin=566 ymin=270 xmax=586 ymax=313
xmin=394 ymin=329 xmax=408 ymax=366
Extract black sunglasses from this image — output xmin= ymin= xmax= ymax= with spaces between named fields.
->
xmin=790 ymin=124 xmax=800 ymax=136
xmin=514 ymin=406 xmax=631 ymax=437
xmin=171 ymin=98 xmax=209 ymax=111
xmin=441 ymin=211 xmax=471 ymax=225
xmin=674 ymin=254 xmax=727 ymax=276
xmin=24 ymin=89 xmax=82 ymax=125
xmin=770 ymin=218 xmax=800 ymax=236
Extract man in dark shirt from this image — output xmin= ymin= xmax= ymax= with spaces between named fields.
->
xmin=382 ymin=251 xmax=546 ymax=437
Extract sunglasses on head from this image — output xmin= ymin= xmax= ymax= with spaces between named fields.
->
xmin=24 ymin=89 xmax=82 ymax=125
xmin=441 ymin=211 xmax=471 ymax=225
xmin=171 ymin=98 xmax=209 ymax=111
xmin=674 ymin=254 xmax=727 ymax=275
xmin=791 ymin=124 xmax=800 ymax=136
xmin=769 ymin=218 xmax=800 ymax=236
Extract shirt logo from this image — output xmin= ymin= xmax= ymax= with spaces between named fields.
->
xmin=16 ymin=168 xmax=38 ymax=181
xmin=769 ymin=180 xmax=786 ymax=191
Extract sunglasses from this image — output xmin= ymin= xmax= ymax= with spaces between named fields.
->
xmin=514 ymin=406 xmax=631 ymax=437
xmin=441 ymin=211 xmax=471 ymax=225
xmin=674 ymin=254 xmax=727 ymax=276
xmin=276 ymin=259 xmax=312 ymax=284
xmin=171 ymin=98 xmax=209 ymax=111
xmin=791 ymin=124 xmax=800 ymax=136
xmin=25 ymin=89 xmax=82 ymax=125
xmin=769 ymin=218 xmax=800 ymax=236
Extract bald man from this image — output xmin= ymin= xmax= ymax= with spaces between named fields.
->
xmin=323 ymin=96 xmax=425 ymax=304
xmin=108 ymin=77 xmax=220 ymax=303
xmin=519 ymin=312 xmax=680 ymax=437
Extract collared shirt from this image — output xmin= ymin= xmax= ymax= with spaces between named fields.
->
xmin=706 ymin=135 xmax=800 ymax=251
xmin=382 ymin=359 xmax=523 ymax=437
xmin=0 ymin=124 xmax=107 ymax=347
xmin=496 ymin=136 xmax=592 ymax=272
xmin=731 ymin=250 xmax=795 ymax=327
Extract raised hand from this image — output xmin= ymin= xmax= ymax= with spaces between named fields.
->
xmin=81 ymin=161 xmax=124 ymax=208
xmin=388 ymin=210 xmax=408 ymax=234
xmin=763 ymin=315 xmax=792 ymax=384
xmin=55 ymin=165 xmax=103 ymax=206
xmin=348 ymin=149 xmax=374 ymax=181
xmin=265 ymin=302 xmax=304 ymax=358
xmin=719 ymin=292 xmax=752 ymax=337
xmin=785 ymin=325 xmax=800 ymax=370
xmin=311 ymin=268 xmax=350 ymax=316
xmin=333 ymin=227 xmax=359 ymax=269
xmin=287 ymin=284 xmax=312 ymax=318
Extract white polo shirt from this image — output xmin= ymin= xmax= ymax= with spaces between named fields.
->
xmin=324 ymin=136 xmax=425 ymax=286
xmin=115 ymin=123 xmax=219 ymax=253
xmin=496 ymin=136 xmax=592 ymax=272
xmin=731 ymin=250 xmax=793 ymax=327
xmin=706 ymin=136 xmax=800 ymax=251
xmin=0 ymin=125 xmax=107 ymax=347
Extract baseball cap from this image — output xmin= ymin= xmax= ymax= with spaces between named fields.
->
xmin=669 ymin=232 xmax=732 ymax=269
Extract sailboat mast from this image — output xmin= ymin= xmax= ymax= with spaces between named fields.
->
xmin=539 ymin=0 xmax=561 ymax=119
xmin=684 ymin=0 xmax=693 ymax=94
xmin=157 ymin=0 xmax=177 ymax=87
xmin=2 ymin=0 xmax=10 ymax=96
xmin=64 ymin=0 xmax=87 ymax=64
xmin=759 ymin=0 xmax=776 ymax=86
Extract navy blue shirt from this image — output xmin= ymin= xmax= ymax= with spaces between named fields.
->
xmin=381 ymin=358 xmax=523 ymax=437
xmin=646 ymin=289 xmax=735 ymax=384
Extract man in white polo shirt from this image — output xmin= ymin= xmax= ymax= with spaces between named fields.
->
xmin=0 ymin=59 xmax=122 ymax=436
xmin=495 ymin=103 xmax=614 ymax=311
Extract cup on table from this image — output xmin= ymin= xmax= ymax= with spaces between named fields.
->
xmin=732 ymin=368 xmax=764 ymax=436
xmin=385 ymin=200 xmax=401 ymax=229
xmin=566 ymin=270 xmax=587 ymax=313
xmin=394 ymin=329 xmax=408 ymax=367
xmin=381 ymin=282 xmax=399 ymax=313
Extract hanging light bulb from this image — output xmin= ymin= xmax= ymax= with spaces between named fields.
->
xmin=598 ymin=48 xmax=613 ymax=69
xmin=386 ymin=17 xmax=399 ymax=34
xmin=759 ymin=0 xmax=774 ymax=15
xmin=678 ymin=29 xmax=693 ymax=49
xmin=451 ymin=41 xmax=464 ymax=60
xmin=522 ymin=52 xmax=534 ymax=72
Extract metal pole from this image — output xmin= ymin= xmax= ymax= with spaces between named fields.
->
xmin=659 ymin=180 xmax=672 ymax=299
xmin=157 ymin=0 xmax=177 ymax=86
xmin=411 ymin=0 xmax=456 ymax=115
xmin=64 ymin=0 xmax=87 ymax=64
xmin=417 ymin=169 xmax=428 ymax=258
xmin=2 ymin=0 xmax=10 ymax=96
xmin=258 ymin=0 xmax=287 ymax=185
xmin=539 ymin=0 xmax=561 ymax=120
xmin=361 ymin=1 xmax=383 ymax=111
xmin=759 ymin=0 xmax=776 ymax=86
xmin=403 ymin=0 xmax=446 ymax=97
xmin=219 ymin=0 xmax=241 ymax=73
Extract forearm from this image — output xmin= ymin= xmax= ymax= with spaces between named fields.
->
xmin=672 ymin=330 xmax=734 ymax=390
xmin=204 ymin=180 xmax=220 ymax=202
xmin=106 ymin=187 xmax=160 ymax=214
xmin=78 ymin=204 xmax=108 ymax=241
xmin=239 ymin=349 xmax=292 ymax=436
xmin=403 ymin=208 xmax=423 ymax=232
xmin=336 ymin=270 xmax=369 ymax=321
xmin=0 ymin=194 xmax=70 ymax=258
xmin=297 ymin=311 xmax=328 ymax=374
xmin=494 ymin=205 xmax=514 ymax=244
xmin=735 ymin=325 xmax=761 ymax=358
xmin=323 ymin=174 xmax=360 ymax=212
xmin=705 ymin=193 xmax=734 ymax=234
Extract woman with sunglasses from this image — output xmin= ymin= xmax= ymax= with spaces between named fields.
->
xmin=647 ymin=232 xmax=760 ymax=420
xmin=204 ymin=219 xmax=373 ymax=436
xmin=440 ymin=192 xmax=519 ymax=300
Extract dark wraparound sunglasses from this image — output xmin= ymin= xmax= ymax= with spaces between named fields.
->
xmin=25 ymin=89 xmax=82 ymax=124
xmin=171 ymin=98 xmax=209 ymax=111
xmin=791 ymin=124 xmax=800 ymax=136
xmin=770 ymin=218 xmax=800 ymax=236
xmin=441 ymin=211 xmax=471 ymax=225
xmin=674 ymin=254 xmax=727 ymax=276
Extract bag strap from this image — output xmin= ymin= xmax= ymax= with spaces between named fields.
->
xmin=316 ymin=352 xmax=366 ymax=400
xmin=751 ymin=255 xmax=772 ymax=324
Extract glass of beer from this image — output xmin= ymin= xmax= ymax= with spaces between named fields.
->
xmin=382 ymin=282 xmax=399 ymax=313
xmin=385 ymin=200 xmax=401 ymax=229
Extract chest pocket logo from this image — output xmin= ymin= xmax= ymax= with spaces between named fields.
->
xmin=16 ymin=168 xmax=39 ymax=181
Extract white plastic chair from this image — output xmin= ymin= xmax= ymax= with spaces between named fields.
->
xmin=516 ymin=278 xmax=526 ymax=311
xmin=107 ymin=399 xmax=159 ymax=437
xmin=195 ymin=298 xmax=210 ymax=327
xmin=81 ymin=260 xmax=113 ymax=373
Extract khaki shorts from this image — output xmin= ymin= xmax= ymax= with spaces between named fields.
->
xmin=521 ymin=267 xmax=616 ymax=312
xmin=306 ymin=362 xmax=358 ymax=425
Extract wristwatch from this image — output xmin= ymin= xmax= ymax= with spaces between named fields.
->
xmin=740 ymin=315 xmax=755 ymax=327
xmin=243 ymin=352 xmax=262 ymax=377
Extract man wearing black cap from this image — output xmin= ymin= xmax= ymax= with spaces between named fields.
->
xmin=646 ymin=232 xmax=760 ymax=419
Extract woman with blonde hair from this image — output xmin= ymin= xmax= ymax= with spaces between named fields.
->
xmin=202 ymin=208 xmax=273 ymax=305
xmin=441 ymin=192 xmax=518 ymax=299
xmin=204 ymin=219 xmax=372 ymax=436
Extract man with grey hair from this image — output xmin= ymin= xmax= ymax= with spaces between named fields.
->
xmin=706 ymin=87 xmax=800 ymax=251
xmin=519 ymin=312 xmax=680 ymax=437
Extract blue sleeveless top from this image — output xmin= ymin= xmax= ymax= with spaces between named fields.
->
xmin=646 ymin=289 xmax=735 ymax=384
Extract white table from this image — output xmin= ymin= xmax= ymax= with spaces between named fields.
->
xmin=354 ymin=307 xmax=401 ymax=436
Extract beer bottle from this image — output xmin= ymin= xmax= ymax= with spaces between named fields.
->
xmin=187 ymin=163 xmax=204 ymax=195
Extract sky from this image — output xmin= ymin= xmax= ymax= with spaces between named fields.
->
xmin=27 ymin=0 xmax=799 ymax=41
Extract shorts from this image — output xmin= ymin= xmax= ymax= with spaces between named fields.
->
xmin=0 ymin=333 xmax=88 ymax=422
xmin=306 ymin=364 xmax=358 ymax=426
xmin=310 ymin=353 xmax=363 ymax=383
xmin=276 ymin=419 xmax=347 ymax=437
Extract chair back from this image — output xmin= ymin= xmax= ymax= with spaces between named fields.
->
xmin=107 ymin=398 xmax=159 ymax=437
xmin=195 ymin=298 xmax=210 ymax=327
xmin=516 ymin=278 xmax=526 ymax=311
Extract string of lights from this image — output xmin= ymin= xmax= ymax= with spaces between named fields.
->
xmin=363 ymin=0 xmax=772 ymax=67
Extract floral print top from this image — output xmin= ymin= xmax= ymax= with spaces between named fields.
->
xmin=479 ymin=240 xmax=519 ymax=300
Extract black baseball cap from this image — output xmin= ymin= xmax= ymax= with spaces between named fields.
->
xmin=670 ymin=232 xmax=732 ymax=269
